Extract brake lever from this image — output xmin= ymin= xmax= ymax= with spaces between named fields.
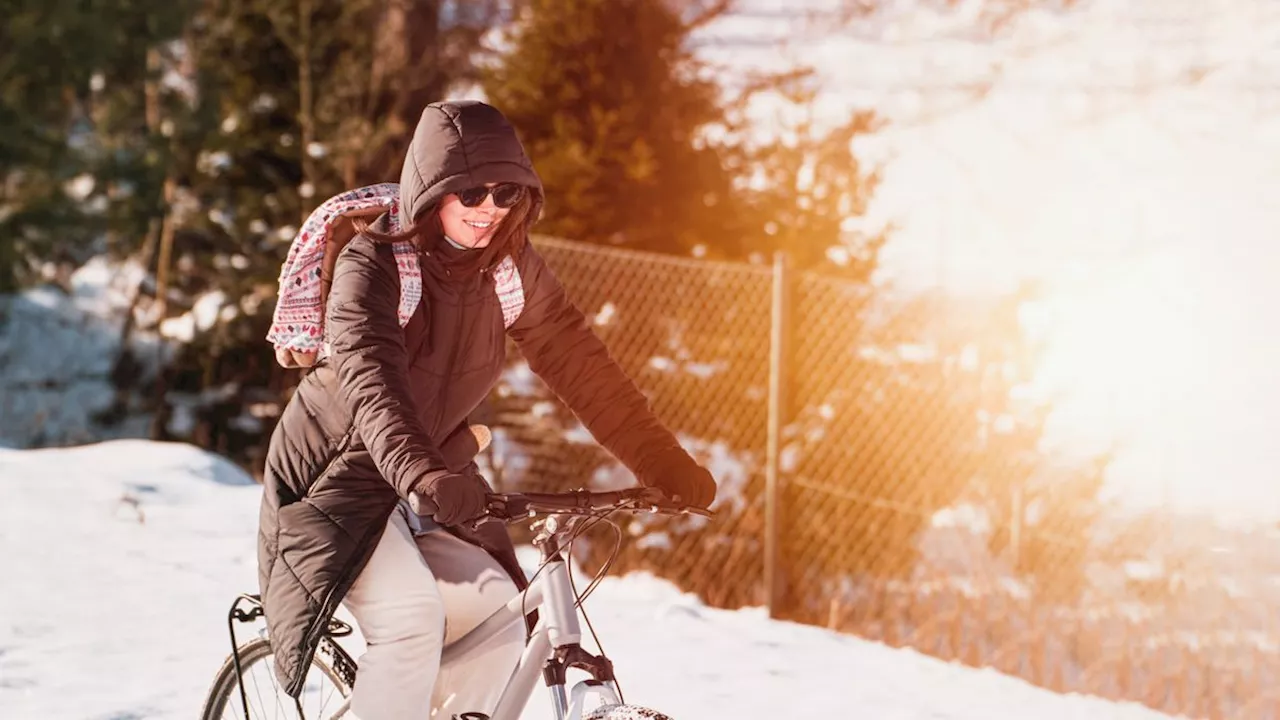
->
xmin=460 ymin=516 xmax=486 ymax=532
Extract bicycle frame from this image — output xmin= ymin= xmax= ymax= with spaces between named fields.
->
xmin=329 ymin=518 xmax=622 ymax=720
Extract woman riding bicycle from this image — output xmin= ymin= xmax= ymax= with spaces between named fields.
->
xmin=257 ymin=100 xmax=717 ymax=720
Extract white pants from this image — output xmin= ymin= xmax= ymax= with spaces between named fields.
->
xmin=341 ymin=510 xmax=525 ymax=720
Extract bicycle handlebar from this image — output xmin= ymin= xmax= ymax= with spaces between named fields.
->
xmin=485 ymin=487 xmax=712 ymax=522
xmin=407 ymin=486 xmax=713 ymax=528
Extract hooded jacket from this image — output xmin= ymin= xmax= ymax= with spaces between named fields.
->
xmin=256 ymin=100 xmax=703 ymax=696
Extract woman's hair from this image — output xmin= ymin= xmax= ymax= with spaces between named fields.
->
xmin=352 ymin=188 xmax=537 ymax=280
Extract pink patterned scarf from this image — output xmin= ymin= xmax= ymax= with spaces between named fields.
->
xmin=267 ymin=183 xmax=524 ymax=367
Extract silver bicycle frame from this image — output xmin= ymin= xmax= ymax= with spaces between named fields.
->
xmin=329 ymin=548 xmax=620 ymax=720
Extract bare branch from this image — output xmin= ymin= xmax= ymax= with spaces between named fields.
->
xmin=681 ymin=0 xmax=735 ymax=33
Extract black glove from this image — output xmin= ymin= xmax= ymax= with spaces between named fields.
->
xmin=642 ymin=448 xmax=717 ymax=509
xmin=409 ymin=466 xmax=490 ymax=526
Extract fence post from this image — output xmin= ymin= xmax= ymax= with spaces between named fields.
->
xmin=765 ymin=251 xmax=791 ymax=618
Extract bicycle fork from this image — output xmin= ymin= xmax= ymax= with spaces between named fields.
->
xmin=541 ymin=644 xmax=623 ymax=720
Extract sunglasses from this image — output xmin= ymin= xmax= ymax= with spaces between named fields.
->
xmin=455 ymin=183 xmax=526 ymax=209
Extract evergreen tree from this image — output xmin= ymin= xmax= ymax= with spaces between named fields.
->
xmin=136 ymin=0 xmax=506 ymax=464
xmin=483 ymin=0 xmax=884 ymax=277
xmin=160 ymin=0 xmax=508 ymax=303
xmin=484 ymin=0 xmax=733 ymax=257
xmin=0 ymin=0 xmax=192 ymax=291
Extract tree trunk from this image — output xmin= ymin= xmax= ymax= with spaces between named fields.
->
xmin=148 ymin=176 xmax=177 ymax=440
xmin=298 ymin=0 xmax=315 ymax=223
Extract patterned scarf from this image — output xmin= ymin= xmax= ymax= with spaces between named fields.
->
xmin=267 ymin=183 xmax=524 ymax=360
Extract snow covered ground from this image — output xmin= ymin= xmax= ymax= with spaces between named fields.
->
xmin=0 ymin=440 xmax=1179 ymax=719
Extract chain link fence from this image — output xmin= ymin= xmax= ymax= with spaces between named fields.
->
xmin=479 ymin=235 xmax=1280 ymax=720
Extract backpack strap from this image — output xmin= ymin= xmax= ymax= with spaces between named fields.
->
xmin=318 ymin=205 xmax=389 ymax=314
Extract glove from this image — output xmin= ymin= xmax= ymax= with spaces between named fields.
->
xmin=641 ymin=448 xmax=717 ymax=509
xmin=410 ymin=466 xmax=490 ymax=526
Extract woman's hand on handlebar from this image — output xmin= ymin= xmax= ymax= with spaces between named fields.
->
xmin=634 ymin=448 xmax=717 ymax=509
xmin=407 ymin=466 xmax=489 ymax=525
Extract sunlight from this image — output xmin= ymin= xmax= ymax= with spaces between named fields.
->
xmin=1026 ymin=247 xmax=1278 ymax=521
xmin=1033 ymin=250 xmax=1205 ymax=435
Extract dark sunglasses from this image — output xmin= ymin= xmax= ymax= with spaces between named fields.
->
xmin=456 ymin=183 xmax=526 ymax=209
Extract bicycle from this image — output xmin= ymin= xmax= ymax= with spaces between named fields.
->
xmin=199 ymin=486 xmax=711 ymax=720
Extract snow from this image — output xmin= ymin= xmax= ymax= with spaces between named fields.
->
xmin=678 ymin=435 xmax=753 ymax=517
xmin=159 ymin=290 xmax=227 ymax=343
xmin=62 ymin=174 xmax=95 ymax=201
xmin=498 ymin=360 xmax=542 ymax=398
xmin=0 ymin=441 xmax=1179 ymax=720
xmin=592 ymin=302 xmax=617 ymax=327
xmin=0 ymin=257 xmax=161 ymax=448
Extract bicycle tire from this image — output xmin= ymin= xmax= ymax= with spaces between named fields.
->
xmin=585 ymin=704 xmax=674 ymax=720
xmin=199 ymin=637 xmax=353 ymax=720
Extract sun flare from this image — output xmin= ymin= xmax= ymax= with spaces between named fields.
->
xmin=1023 ymin=249 xmax=1243 ymax=514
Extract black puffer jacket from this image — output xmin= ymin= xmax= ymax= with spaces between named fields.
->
xmin=257 ymin=100 xmax=709 ymax=696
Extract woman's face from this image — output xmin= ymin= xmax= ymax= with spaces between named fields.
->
xmin=438 ymin=184 xmax=511 ymax=249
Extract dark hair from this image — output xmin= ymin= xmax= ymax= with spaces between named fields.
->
xmin=353 ymin=188 xmax=537 ymax=280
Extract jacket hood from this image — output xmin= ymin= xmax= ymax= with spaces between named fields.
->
xmin=398 ymin=100 xmax=544 ymax=224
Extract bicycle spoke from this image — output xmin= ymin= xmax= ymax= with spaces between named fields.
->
xmin=243 ymin=664 xmax=267 ymax=719
xmin=317 ymin=678 xmax=339 ymax=717
xmin=269 ymin=664 xmax=287 ymax=720
xmin=211 ymin=646 xmax=347 ymax=720
xmin=256 ymin=662 xmax=280 ymax=719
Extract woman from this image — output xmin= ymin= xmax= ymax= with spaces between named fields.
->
xmin=257 ymin=99 xmax=717 ymax=720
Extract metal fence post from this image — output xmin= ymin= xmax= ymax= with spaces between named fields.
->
xmin=765 ymin=251 xmax=791 ymax=618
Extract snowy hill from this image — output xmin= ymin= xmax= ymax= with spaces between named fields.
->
xmin=0 ymin=440 xmax=1178 ymax=719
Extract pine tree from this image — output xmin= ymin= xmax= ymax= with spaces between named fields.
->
xmin=161 ymin=0 xmax=509 ymax=304
xmin=483 ymin=0 xmax=885 ymax=277
xmin=0 ymin=0 xmax=192 ymax=291
xmin=484 ymin=0 xmax=733 ymax=257
xmin=134 ymin=0 xmax=507 ymax=463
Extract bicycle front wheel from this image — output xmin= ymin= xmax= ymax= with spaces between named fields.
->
xmin=586 ymin=705 xmax=674 ymax=720
xmin=199 ymin=637 xmax=353 ymax=720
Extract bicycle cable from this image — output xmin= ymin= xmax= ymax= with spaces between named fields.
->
xmin=516 ymin=507 xmax=614 ymax=643
xmin=519 ymin=547 xmax=560 ymax=643
xmin=514 ymin=497 xmax=670 ymax=706
xmin=564 ymin=508 xmax=628 ymax=705
xmin=568 ymin=513 xmax=624 ymax=608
